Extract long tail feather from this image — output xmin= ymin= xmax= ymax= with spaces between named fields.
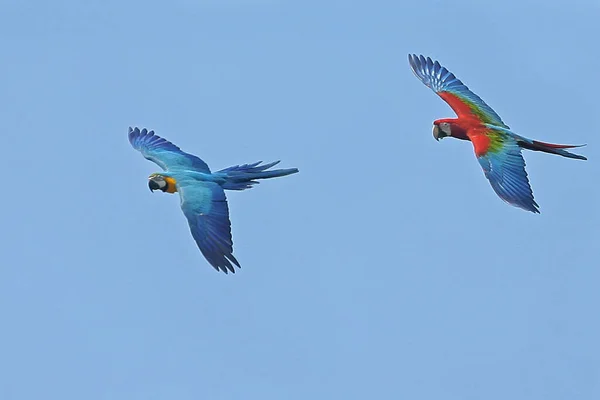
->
xmin=217 ymin=161 xmax=299 ymax=190
xmin=482 ymin=124 xmax=588 ymax=161
xmin=518 ymin=140 xmax=587 ymax=160
xmin=531 ymin=140 xmax=585 ymax=149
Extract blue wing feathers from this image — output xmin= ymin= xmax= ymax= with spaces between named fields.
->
xmin=477 ymin=137 xmax=540 ymax=213
xmin=408 ymin=54 xmax=463 ymax=93
xmin=408 ymin=54 xmax=508 ymax=128
xmin=181 ymin=183 xmax=241 ymax=273
xmin=128 ymin=127 xmax=211 ymax=173
xmin=128 ymin=127 xmax=183 ymax=154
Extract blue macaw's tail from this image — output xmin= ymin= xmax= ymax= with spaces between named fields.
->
xmin=217 ymin=161 xmax=299 ymax=190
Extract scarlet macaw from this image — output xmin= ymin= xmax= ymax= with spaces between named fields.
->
xmin=129 ymin=127 xmax=298 ymax=273
xmin=408 ymin=54 xmax=586 ymax=213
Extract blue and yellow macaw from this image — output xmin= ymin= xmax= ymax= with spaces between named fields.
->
xmin=409 ymin=54 xmax=587 ymax=213
xmin=129 ymin=127 xmax=299 ymax=274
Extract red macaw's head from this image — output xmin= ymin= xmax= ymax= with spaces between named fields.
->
xmin=432 ymin=121 xmax=452 ymax=141
xmin=432 ymin=118 xmax=471 ymax=141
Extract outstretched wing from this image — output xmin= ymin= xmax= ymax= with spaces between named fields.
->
xmin=468 ymin=127 xmax=539 ymax=213
xmin=178 ymin=180 xmax=240 ymax=273
xmin=128 ymin=127 xmax=211 ymax=173
xmin=408 ymin=54 xmax=508 ymax=128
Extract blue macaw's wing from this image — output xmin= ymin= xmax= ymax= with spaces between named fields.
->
xmin=128 ymin=127 xmax=211 ymax=173
xmin=469 ymin=127 xmax=539 ymax=213
xmin=408 ymin=54 xmax=509 ymax=128
xmin=178 ymin=180 xmax=240 ymax=273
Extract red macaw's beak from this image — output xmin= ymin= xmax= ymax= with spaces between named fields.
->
xmin=432 ymin=125 xmax=441 ymax=141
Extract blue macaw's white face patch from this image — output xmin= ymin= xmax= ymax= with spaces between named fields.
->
xmin=148 ymin=174 xmax=178 ymax=193
xmin=149 ymin=175 xmax=167 ymax=188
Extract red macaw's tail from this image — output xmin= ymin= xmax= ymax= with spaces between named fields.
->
xmin=518 ymin=139 xmax=588 ymax=160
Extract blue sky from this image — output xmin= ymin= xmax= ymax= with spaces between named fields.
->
xmin=1 ymin=1 xmax=598 ymax=399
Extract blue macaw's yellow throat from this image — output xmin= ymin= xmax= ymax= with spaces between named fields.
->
xmin=164 ymin=176 xmax=178 ymax=193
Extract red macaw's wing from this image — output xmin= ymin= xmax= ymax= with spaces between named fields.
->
xmin=408 ymin=54 xmax=509 ymax=128
xmin=467 ymin=127 xmax=540 ymax=213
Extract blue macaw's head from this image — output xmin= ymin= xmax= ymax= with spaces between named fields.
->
xmin=148 ymin=173 xmax=178 ymax=193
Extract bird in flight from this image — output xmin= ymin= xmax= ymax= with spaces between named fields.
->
xmin=129 ymin=127 xmax=299 ymax=273
xmin=408 ymin=54 xmax=586 ymax=213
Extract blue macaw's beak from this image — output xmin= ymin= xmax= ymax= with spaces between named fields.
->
xmin=148 ymin=179 xmax=161 ymax=192
xmin=432 ymin=125 xmax=441 ymax=141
